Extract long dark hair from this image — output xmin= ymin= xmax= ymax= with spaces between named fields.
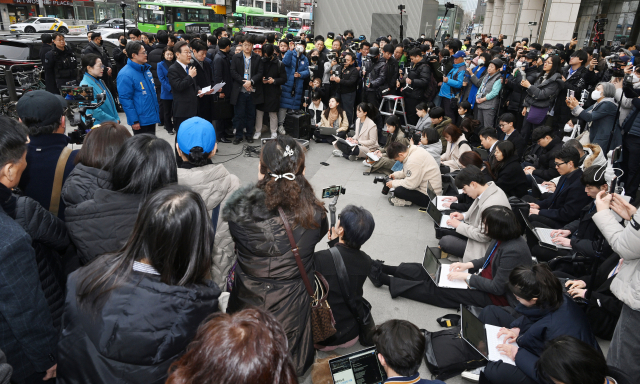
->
xmin=323 ymin=96 xmax=345 ymax=120
xmin=485 ymin=140 xmax=515 ymax=179
xmin=385 ymin=115 xmax=401 ymax=143
xmin=543 ymin=55 xmax=562 ymax=79
xmin=74 ymin=122 xmax=132 ymax=169
xmin=76 ymin=185 xmax=213 ymax=313
xmin=257 ymin=136 xmax=325 ymax=229
xmin=508 ymin=264 xmax=563 ymax=310
xmin=108 ymin=134 xmax=177 ymax=196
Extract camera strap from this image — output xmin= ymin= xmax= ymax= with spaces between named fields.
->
xmin=49 ymin=147 xmax=72 ymax=217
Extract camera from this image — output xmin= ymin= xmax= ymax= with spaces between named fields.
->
xmin=373 ymin=176 xmax=391 ymax=195
xmin=309 ymin=64 xmax=318 ymax=71
xmin=426 ymin=54 xmax=439 ymax=62
xmin=322 ymin=185 xmax=346 ymax=228
xmin=445 ymin=2 xmax=455 ymax=9
xmin=623 ymin=73 xmax=634 ymax=87
xmin=60 ymin=85 xmax=106 ymax=145
xmin=327 ymin=52 xmax=337 ymax=61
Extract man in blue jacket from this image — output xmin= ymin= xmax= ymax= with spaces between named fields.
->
xmin=277 ymin=42 xmax=309 ymax=135
xmin=438 ymin=51 xmax=467 ymax=120
xmin=116 ymin=41 xmax=160 ymax=135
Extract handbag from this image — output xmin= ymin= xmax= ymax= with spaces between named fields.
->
xmin=328 ymin=247 xmax=376 ymax=346
xmin=421 ymin=326 xmax=485 ymax=381
xmin=278 ymin=207 xmax=336 ymax=343
xmin=213 ymin=95 xmax=234 ymax=120
xmin=526 ymin=105 xmax=549 ymax=125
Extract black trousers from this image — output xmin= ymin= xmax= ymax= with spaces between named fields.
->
xmin=336 ymin=141 xmax=359 ymax=157
xmin=339 ymin=91 xmax=356 ymax=126
xmin=621 ymin=133 xmax=640 ymax=202
xmin=157 ymin=86 xmax=164 ymax=125
xmin=133 ymin=124 xmax=155 ymax=135
xmin=525 ymin=218 xmax=571 ymax=262
xmin=393 ymin=186 xmax=431 ymax=207
xmin=441 ymin=97 xmax=458 ymax=121
xmin=388 ymin=263 xmax=493 ymax=309
xmin=161 ymin=99 xmax=173 ymax=132
xmin=404 ymin=96 xmax=420 ymax=126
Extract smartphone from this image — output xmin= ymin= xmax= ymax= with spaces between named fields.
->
xmin=568 ymin=89 xmax=575 ymax=99
xmin=610 ymin=176 xmax=618 ymax=194
xmin=572 ymin=32 xmax=578 ymax=40
xmin=418 ymin=208 xmax=427 ymax=213
xmin=320 ymin=162 xmax=330 ymax=166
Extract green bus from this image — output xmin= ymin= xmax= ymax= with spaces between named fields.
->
xmin=228 ymin=6 xmax=288 ymax=33
xmin=137 ymin=1 xmax=227 ymax=35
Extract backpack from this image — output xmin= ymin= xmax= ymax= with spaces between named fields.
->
xmin=421 ymin=326 xmax=485 ymax=381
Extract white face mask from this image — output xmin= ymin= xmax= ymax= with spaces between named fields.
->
xmin=633 ymin=74 xmax=640 ymax=83
xmin=591 ymin=90 xmax=602 ymax=101
xmin=478 ymin=59 xmax=485 ymax=65
xmin=296 ymin=46 xmax=304 ymax=54
xmin=516 ymin=61 xmax=523 ymax=68
xmin=564 ymin=123 xmax=574 ymax=132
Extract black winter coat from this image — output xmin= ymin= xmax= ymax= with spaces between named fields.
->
xmin=504 ymin=65 xmax=540 ymax=112
xmin=147 ymin=43 xmax=166 ymax=88
xmin=499 ymin=129 xmax=527 ymax=161
xmin=531 ymin=136 xmax=564 ymax=181
xmin=223 ymin=185 xmax=328 ymax=376
xmin=57 ymin=263 xmax=221 ymax=384
xmin=40 ymin=44 xmax=58 ymax=94
xmin=190 ymin=58 xmax=215 ymax=121
xmin=61 ymin=163 xmax=112 ymax=208
xmin=563 ymin=201 xmax=612 ymax=259
xmin=491 ymin=155 xmax=529 ymax=198
xmin=229 ymin=52 xmax=264 ymax=105
xmin=400 ymin=58 xmax=432 ymax=100
xmin=314 ymin=242 xmax=372 ymax=346
xmin=81 ymin=42 xmax=111 ymax=68
xmin=364 ymin=57 xmax=386 ymax=93
xmin=44 ymin=46 xmax=78 ymax=89
xmin=213 ymin=50 xmax=233 ymax=97
xmin=552 ymin=66 xmax=597 ymax=132
xmin=338 ymin=64 xmax=359 ymax=94
xmin=112 ymin=45 xmax=127 ymax=74
xmin=538 ymin=169 xmax=593 ymax=226
xmin=383 ymin=56 xmax=399 ymax=94
xmin=65 ymin=189 xmax=142 ymax=265
xmin=259 ymin=56 xmax=287 ymax=112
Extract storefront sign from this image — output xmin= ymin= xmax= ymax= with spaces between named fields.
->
xmin=14 ymin=0 xmax=73 ymax=5
xmin=185 ymin=23 xmax=210 ymax=34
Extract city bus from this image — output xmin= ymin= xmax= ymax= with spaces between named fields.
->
xmin=228 ymin=6 xmax=288 ymax=33
xmin=137 ymin=1 xmax=226 ymax=35
xmin=286 ymin=11 xmax=311 ymax=35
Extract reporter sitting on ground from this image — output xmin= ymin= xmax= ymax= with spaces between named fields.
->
xmin=527 ymin=147 xmax=593 ymax=229
xmin=176 ymin=117 xmax=240 ymax=289
xmin=522 ymin=126 xmax=563 ymax=183
xmin=61 ymin=122 xmax=132 ymax=208
xmin=370 ymin=206 xmax=532 ymax=309
xmin=440 ymin=124 xmax=472 ymax=173
xmin=166 ymin=308 xmax=297 ymax=384
xmin=429 ymin=106 xmax=452 ymax=152
xmin=314 ymin=205 xmax=375 ymax=350
xmin=415 ymin=127 xmax=442 ymax=166
xmin=537 ymin=336 xmax=632 ymax=384
xmin=385 ymin=141 xmax=442 ymax=207
xmin=373 ymin=320 xmax=446 ymax=384
xmin=484 ymin=141 xmax=529 ymax=198
xmin=458 ymin=112 xmax=482 ymax=148
xmin=440 ymin=151 xmax=486 ymax=212
xmin=333 ymin=102 xmax=379 ymax=160
xmin=567 ymin=82 xmax=620 ymax=149
xmin=367 ymin=116 xmax=409 ymax=174
xmin=439 ymin=165 xmax=511 ymax=262
xmin=79 ymin=54 xmax=119 ymax=125
xmin=470 ymin=264 xmax=601 ymax=384
xmin=315 ymin=96 xmax=348 ymax=143
xmin=542 ymin=140 xmax=608 ymax=197
xmin=528 ymin=165 xmax=611 ymax=263
xmin=497 ymin=113 xmax=526 ymax=160
xmin=414 ymin=102 xmax=432 ymax=131
xmin=65 ymin=134 xmax=177 ymax=265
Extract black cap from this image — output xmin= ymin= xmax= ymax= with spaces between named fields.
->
xmin=525 ymin=51 xmax=539 ymax=60
xmin=369 ymin=47 xmax=380 ymax=57
xmin=490 ymin=58 xmax=504 ymax=68
xmin=16 ymin=90 xmax=66 ymax=127
xmin=327 ymin=32 xmax=334 ymax=39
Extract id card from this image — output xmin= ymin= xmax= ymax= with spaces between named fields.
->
xmin=244 ymin=73 xmax=249 ymax=80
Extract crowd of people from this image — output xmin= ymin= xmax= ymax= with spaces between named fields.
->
xmin=1 ymin=26 xmax=640 ymax=384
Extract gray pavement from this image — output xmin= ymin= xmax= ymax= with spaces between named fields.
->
xmin=93 ymin=116 xmax=610 ymax=383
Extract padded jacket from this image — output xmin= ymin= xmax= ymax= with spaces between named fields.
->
xmin=61 ymin=163 xmax=111 ymax=208
xmin=523 ymin=72 xmax=563 ymax=109
xmin=116 ymin=59 xmax=160 ymax=126
xmin=280 ymin=50 xmax=309 ymax=109
xmin=491 ymin=155 xmax=529 ymax=198
xmin=57 ymin=264 xmax=220 ymax=384
xmin=400 ymin=59 xmax=431 ymax=100
xmin=79 ymin=73 xmax=119 ymax=125
xmin=537 ymin=169 xmax=593 ymax=226
xmin=531 ymin=136 xmax=563 ymax=181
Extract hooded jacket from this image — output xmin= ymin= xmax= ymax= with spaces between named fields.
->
xmin=222 ymin=185 xmax=328 ymax=376
xmin=400 ymin=58 xmax=431 ymax=100
xmin=57 ymin=264 xmax=221 ymax=384
xmin=116 ymin=59 xmax=160 ymax=126
xmin=438 ymin=61 xmax=466 ymax=99
xmin=280 ymin=49 xmax=310 ymax=109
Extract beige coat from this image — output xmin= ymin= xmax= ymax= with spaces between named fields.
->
xmin=334 ymin=117 xmax=379 ymax=157
xmin=441 ymin=134 xmax=472 ymax=171
xmin=320 ymin=109 xmax=349 ymax=132
xmin=456 ymin=182 xmax=511 ymax=262
xmin=391 ymin=144 xmax=442 ymax=195
xmin=178 ymin=163 xmax=240 ymax=290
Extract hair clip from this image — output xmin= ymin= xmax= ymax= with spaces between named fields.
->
xmin=270 ymin=173 xmax=296 ymax=181
xmin=283 ymin=145 xmax=294 ymax=157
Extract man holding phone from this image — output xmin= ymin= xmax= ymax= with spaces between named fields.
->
xmin=552 ymin=49 xmax=595 ymax=134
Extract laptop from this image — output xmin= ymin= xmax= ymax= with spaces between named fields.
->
xmin=427 ymin=181 xmax=450 ymax=211
xmin=328 ymin=346 xmax=387 ymax=384
xmin=422 ymin=246 xmax=469 ymax=289
xmin=319 ymin=126 xmax=338 ymax=136
xmin=426 ymin=201 xmax=454 ymax=229
xmin=519 ymin=211 xmax=571 ymax=251
xmin=460 ymin=305 xmax=518 ymax=366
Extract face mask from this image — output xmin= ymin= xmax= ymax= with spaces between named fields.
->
xmin=564 ymin=124 xmax=574 ymax=133
xmin=516 ymin=61 xmax=523 ymax=68
xmin=633 ymin=74 xmax=640 ymax=83
xmin=296 ymin=46 xmax=304 ymax=54
xmin=591 ymin=90 xmax=602 ymax=100
xmin=478 ymin=59 xmax=485 ymax=65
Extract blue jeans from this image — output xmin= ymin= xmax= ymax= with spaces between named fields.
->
xmin=233 ymin=92 xmax=256 ymax=139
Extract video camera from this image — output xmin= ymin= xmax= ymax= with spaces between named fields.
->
xmin=60 ymin=85 xmax=106 ymax=145
xmin=321 ymin=185 xmax=346 ymax=227
xmin=606 ymin=54 xmax=627 ymax=78
xmin=373 ymin=176 xmax=391 ymax=195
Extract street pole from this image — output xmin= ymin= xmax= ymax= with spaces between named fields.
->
xmin=399 ymin=4 xmax=405 ymax=41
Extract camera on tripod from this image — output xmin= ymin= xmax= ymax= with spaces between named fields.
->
xmin=60 ymin=85 xmax=106 ymax=145
xmin=373 ymin=176 xmax=391 ymax=195
xmin=322 ymin=185 xmax=346 ymax=227
xmin=445 ymin=2 xmax=455 ymax=9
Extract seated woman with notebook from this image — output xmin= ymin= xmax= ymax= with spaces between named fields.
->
xmin=314 ymin=96 xmax=348 ymax=143
xmin=333 ymin=102 xmax=378 ymax=161
xmin=368 ymin=207 xmax=532 ymax=309
xmin=367 ymin=116 xmax=409 ymax=175
xmin=469 ymin=264 xmax=601 ymax=384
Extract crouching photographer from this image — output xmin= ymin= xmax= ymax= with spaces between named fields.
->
xmin=384 ymin=141 xmax=442 ymax=207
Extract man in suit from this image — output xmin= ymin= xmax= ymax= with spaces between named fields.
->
xmin=168 ymin=40 xmax=198 ymax=133
xmin=229 ymin=35 xmax=264 ymax=145
xmin=189 ymin=39 xmax=216 ymax=122
xmin=213 ymin=37 xmax=234 ymax=143
xmin=498 ymin=113 xmax=526 ymax=160
xmin=479 ymin=127 xmax=500 ymax=164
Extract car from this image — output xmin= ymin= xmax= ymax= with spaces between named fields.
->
xmin=9 ymin=17 xmax=69 ymax=34
xmin=89 ymin=18 xmax=136 ymax=31
xmin=91 ymin=28 xmax=127 ymax=46
xmin=240 ymin=27 xmax=282 ymax=40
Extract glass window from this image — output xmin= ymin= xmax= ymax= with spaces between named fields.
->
xmin=272 ymin=3 xmax=277 ymax=13
xmin=256 ymin=1 xmax=263 ymax=10
xmin=266 ymin=3 xmax=271 ymax=12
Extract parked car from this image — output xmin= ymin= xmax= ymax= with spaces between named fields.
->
xmin=10 ymin=17 xmax=68 ymax=34
xmin=240 ymin=27 xmax=283 ymax=40
xmin=91 ymin=28 xmax=127 ymax=46
xmin=89 ymin=18 xmax=135 ymax=31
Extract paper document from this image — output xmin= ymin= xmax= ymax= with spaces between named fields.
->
xmin=439 ymin=264 xmax=469 ymax=289
xmin=537 ymin=184 xmax=550 ymax=193
xmin=367 ymin=152 xmax=380 ymax=162
xmin=213 ymin=82 xmax=225 ymax=93
xmin=199 ymin=86 xmax=211 ymax=94
xmin=485 ymin=324 xmax=518 ymax=366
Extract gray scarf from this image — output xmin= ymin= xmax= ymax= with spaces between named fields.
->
xmin=90 ymin=41 xmax=104 ymax=55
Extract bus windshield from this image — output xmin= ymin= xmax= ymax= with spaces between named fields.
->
xmin=288 ymin=17 xmax=301 ymax=29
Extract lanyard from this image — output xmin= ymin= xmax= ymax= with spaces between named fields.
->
xmin=244 ymin=55 xmax=251 ymax=72
xmin=479 ymin=242 xmax=499 ymax=273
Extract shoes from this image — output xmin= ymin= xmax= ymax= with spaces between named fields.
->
xmin=461 ymin=367 xmax=484 ymax=382
xmin=253 ymin=131 xmax=262 ymax=140
xmin=166 ymin=129 xmax=175 ymax=136
xmin=388 ymin=197 xmax=412 ymax=206
xmin=363 ymin=160 xmax=372 ymax=167
xmin=368 ymin=259 xmax=385 ymax=288
xmin=158 ymin=122 xmax=164 ymax=127
xmin=232 ymin=138 xmax=243 ymax=145
xmin=348 ymin=155 xmax=358 ymax=161
xmin=246 ymin=137 xmax=254 ymax=144
xmin=278 ymin=125 xmax=286 ymax=135
xmin=271 ymin=132 xmax=278 ymax=139
xmin=333 ymin=149 xmax=343 ymax=157
xmin=219 ymin=137 xmax=231 ymax=143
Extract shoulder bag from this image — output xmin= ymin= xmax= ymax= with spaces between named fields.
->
xmin=328 ymin=247 xmax=376 ymax=346
xmin=49 ymin=147 xmax=72 ymax=217
xmin=278 ymin=207 xmax=336 ymax=343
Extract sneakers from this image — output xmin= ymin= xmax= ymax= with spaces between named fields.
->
xmin=363 ymin=159 xmax=372 ymax=167
xmin=278 ymin=125 xmax=286 ymax=135
xmin=461 ymin=367 xmax=484 ymax=382
xmin=271 ymin=132 xmax=277 ymax=139
xmin=388 ymin=197 xmax=412 ymax=206
xmin=333 ymin=149 xmax=343 ymax=157
xmin=368 ymin=259 xmax=385 ymax=288
xmin=232 ymin=137 xmax=243 ymax=145
xmin=253 ymin=131 xmax=262 ymax=140
xmin=348 ymin=155 xmax=358 ymax=161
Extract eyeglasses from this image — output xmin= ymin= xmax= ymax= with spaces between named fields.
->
xmin=135 ymin=50 xmax=148 ymax=56
xmin=554 ymin=161 xmax=567 ymax=167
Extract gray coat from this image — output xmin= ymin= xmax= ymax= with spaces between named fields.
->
xmin=524 ymin=72 xmax=563 ymax=108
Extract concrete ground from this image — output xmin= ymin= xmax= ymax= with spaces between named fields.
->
xmin=95 ymin=116 xmax=610 ymax=383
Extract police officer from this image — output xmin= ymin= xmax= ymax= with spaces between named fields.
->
xmin=362 ymin=46 xmax=386 ymax=136
xmin=44 ymin=32 xmax=78 ymax=90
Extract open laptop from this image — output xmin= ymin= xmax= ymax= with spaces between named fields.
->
xmin=519 ymin=211 xmax=571 ymax=251
xmin=329 ymin=346 xmax=387 ymax=384
xmin=319 ymin=126 xmax=338 ymax=136
xmin=426 ymin=201 xmax=454 ymax=229
xmin=460 ymin=305 xmax=518 ymax=366
xmin=422 ymin=246 xmax=469 ymax=289
xmin=427 ymin=181 xmax=450 ymax=211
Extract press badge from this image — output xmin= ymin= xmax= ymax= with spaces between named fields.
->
xmin=244 ymin=73 xmax=249 ymax=80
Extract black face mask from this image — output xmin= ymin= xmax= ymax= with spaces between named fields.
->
xmin=311 ymin=56 xmax=318 ymax=62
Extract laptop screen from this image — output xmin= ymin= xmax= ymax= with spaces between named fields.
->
xmin=519 ymin=210 xmax=538 ymax=238
xmin=422 ymin=246 xmax=440 ymax=281
xmin=460 ymin=305 xmax=489 ymax=359
xmin=426 ymin=181 xmax=437 ymax=201
xmin=427 ymin=202 xmax=442 ymax=224
xmin=329 ymin=347 xmax=387 ymax=384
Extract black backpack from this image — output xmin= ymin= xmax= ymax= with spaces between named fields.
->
xmin=421 ymin=325 xmax=485 ymax=380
